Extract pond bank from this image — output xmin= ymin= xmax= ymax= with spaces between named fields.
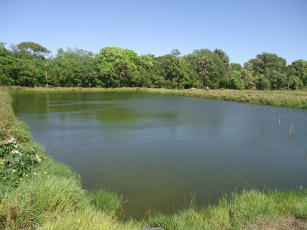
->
xmin=0 ymin=89 xmax=306 ymax=230
xmin=5 ymin=86 xmax=307 ymax=109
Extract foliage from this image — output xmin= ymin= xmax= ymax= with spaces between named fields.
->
xmin=183 ymin=49 xmax=228 ymax=88
xmin=289 ymin=59 xmax=307 ymax=86
xmin=255 ymin=75 xmax=271 ymax=90
xmin=214 ymin=48 xmax=230 ymax=64
xmin=17 ymin=41 xmax=50 ymax=57
xmin=220 ymin=71 xmax=245 ymax=90
xmin=48 ymin=48 xmax=99 ymax=87
xmin=155 ymin=54 xmax=194 ymax=88
xmin=96 ymin=46 xmax=138 ymax=87
xmin=288 ymin=76 xmax=304 ymax=90
xmin=247 ymin=53 xmax=287 ymax=75
xmin=0 ymin=141 xmax=42 ymax=186
xmin=230 ymin=63 xmax=242 ymax=71
xmin=1 ymin=41 xmax=306 ymax=90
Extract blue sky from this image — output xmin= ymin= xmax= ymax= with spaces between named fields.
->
xmin=1 ymin=0 xmax=306 ymax=64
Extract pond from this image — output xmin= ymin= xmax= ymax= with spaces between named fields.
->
xmin=11 ymin=91 xmax=307 ymax=218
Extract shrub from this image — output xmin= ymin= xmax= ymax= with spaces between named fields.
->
xmin=289 ymin=76 xmax=304 ymax=90
xmin=255 ymin=75 xmax=271 ymax=90
xmin=0 ymin=141 xmax=42 ymax=186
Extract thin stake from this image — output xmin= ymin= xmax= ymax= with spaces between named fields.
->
xmin=289 ymin=125 xmax=295 ymax=137
xmin=261 ymin=121 xmax=265 ymax=136
xmin=278 ymin=114 xmax=281 ymax=127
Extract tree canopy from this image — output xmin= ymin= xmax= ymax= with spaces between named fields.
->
xmin=0 ymin=41 xmax=306 ymax=90
xmin=17 ymin=42 xmax=50 ymax=57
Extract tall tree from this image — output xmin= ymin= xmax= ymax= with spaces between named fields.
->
xmin=246 ymin=53 xmax=288 ymax=89
xmin=96 ymin=47 xmax=138 ymax=87
xmin=0 ymin=43 xmax=11 ymax=57
xmin=155 ymin=54 xmax=194 ymax=88
xmin=289 ymin=59 xmax=307 ymax=86
xmin=17 ymin=42 xmax=50 ymax=58
xmin=214 ymin=49 xmax=230 ymax=64
xmin=184 ymin=49 xmax=227 ymax=88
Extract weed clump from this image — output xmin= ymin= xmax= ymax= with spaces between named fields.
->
xmin=90 ymin=189 xmax=123 ymax=215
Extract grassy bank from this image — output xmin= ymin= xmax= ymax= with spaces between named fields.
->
xmin=0 ymin=89 xmax=306 ymax=230
xmin=4 ymin=86 xmax=307 ymax=109
xmin=0 ymin=89 xmax=141 ymax=229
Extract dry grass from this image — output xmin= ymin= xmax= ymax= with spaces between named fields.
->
xmin=245 ymin=217 xmax=307 ymax=230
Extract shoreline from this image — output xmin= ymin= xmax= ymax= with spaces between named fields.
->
xmin=0 ymin=89 xmax=306 ymax=229
xmin=4 ymin=86 xmax=307 ymax=109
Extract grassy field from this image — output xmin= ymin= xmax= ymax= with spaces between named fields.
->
xmin=0 ymin=88 xmax=306 ymax=230
xmin=4 ymin=86 xmax=307 ymax=109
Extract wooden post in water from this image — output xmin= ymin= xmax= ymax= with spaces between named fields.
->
xmin=261 ymin=121 xmax=265 ymax=136
xmin=289 ymin=125 xmax=295 ymax=137
xmin=278 ymin=114 xmax=281 ymax=127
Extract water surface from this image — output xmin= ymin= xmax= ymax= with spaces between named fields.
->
xmin=11 ymin=91 xmax=307 ymax=218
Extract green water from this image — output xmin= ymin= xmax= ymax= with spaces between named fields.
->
xmin=11 ymin=91 xmax=307 ymax=218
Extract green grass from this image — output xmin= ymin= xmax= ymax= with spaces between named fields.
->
xmin=5 ymin=86 xmax=307 ymax=109
xmin=148 ymin=189 xmax=307 ymax=230
xmin=0 ymin=89 xmax=140 ymax=230
xmin=0 ymin=89 xmax=306 ymax=230
xmin=90 ymin=189 xmax=124 ymax=215
xmin=0 ymin=90 xmax=14 ymax=141
xmin=37 ymin=208 xmax=141 ymax=230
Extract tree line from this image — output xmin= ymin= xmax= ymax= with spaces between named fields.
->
xmin=0 ymin=42 xmax=306 ymax=90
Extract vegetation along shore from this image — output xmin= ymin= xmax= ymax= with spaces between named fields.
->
xmin=0 ymin=89 xmax=306 ymax=230
xmin=1 ymin=38 xmax=307 ymax=230
xmin=1 ymin=41 xmax=306 ymax=109
xmin=1 ymin=0 xmax=306 ymax=229
xmin=5 ymin=86 xmax=307 ymax=109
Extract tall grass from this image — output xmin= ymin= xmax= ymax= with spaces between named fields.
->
xmin=0 ymin=174 xmax=88 ymax=229
xmin=37 ymin=208 xmax=141 ymax=230
xmin=0 ymin=91 xmax=14 ymax=141
xmin=148 ymin=189 xmax=307 ymax=230
xmin=90 ymin=189 xmax=124 ymax=215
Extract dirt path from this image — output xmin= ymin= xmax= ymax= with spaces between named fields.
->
xmin=246 ymin=217 xmax=307 ymax=230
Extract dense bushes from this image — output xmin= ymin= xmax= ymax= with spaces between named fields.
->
xmin=255 ymin=75 xmax=271 ymax=90
xmin=1 ymin=42 xmax=306 ymax=90
xmin=0 ymin=141 xmax=42 ymax=186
